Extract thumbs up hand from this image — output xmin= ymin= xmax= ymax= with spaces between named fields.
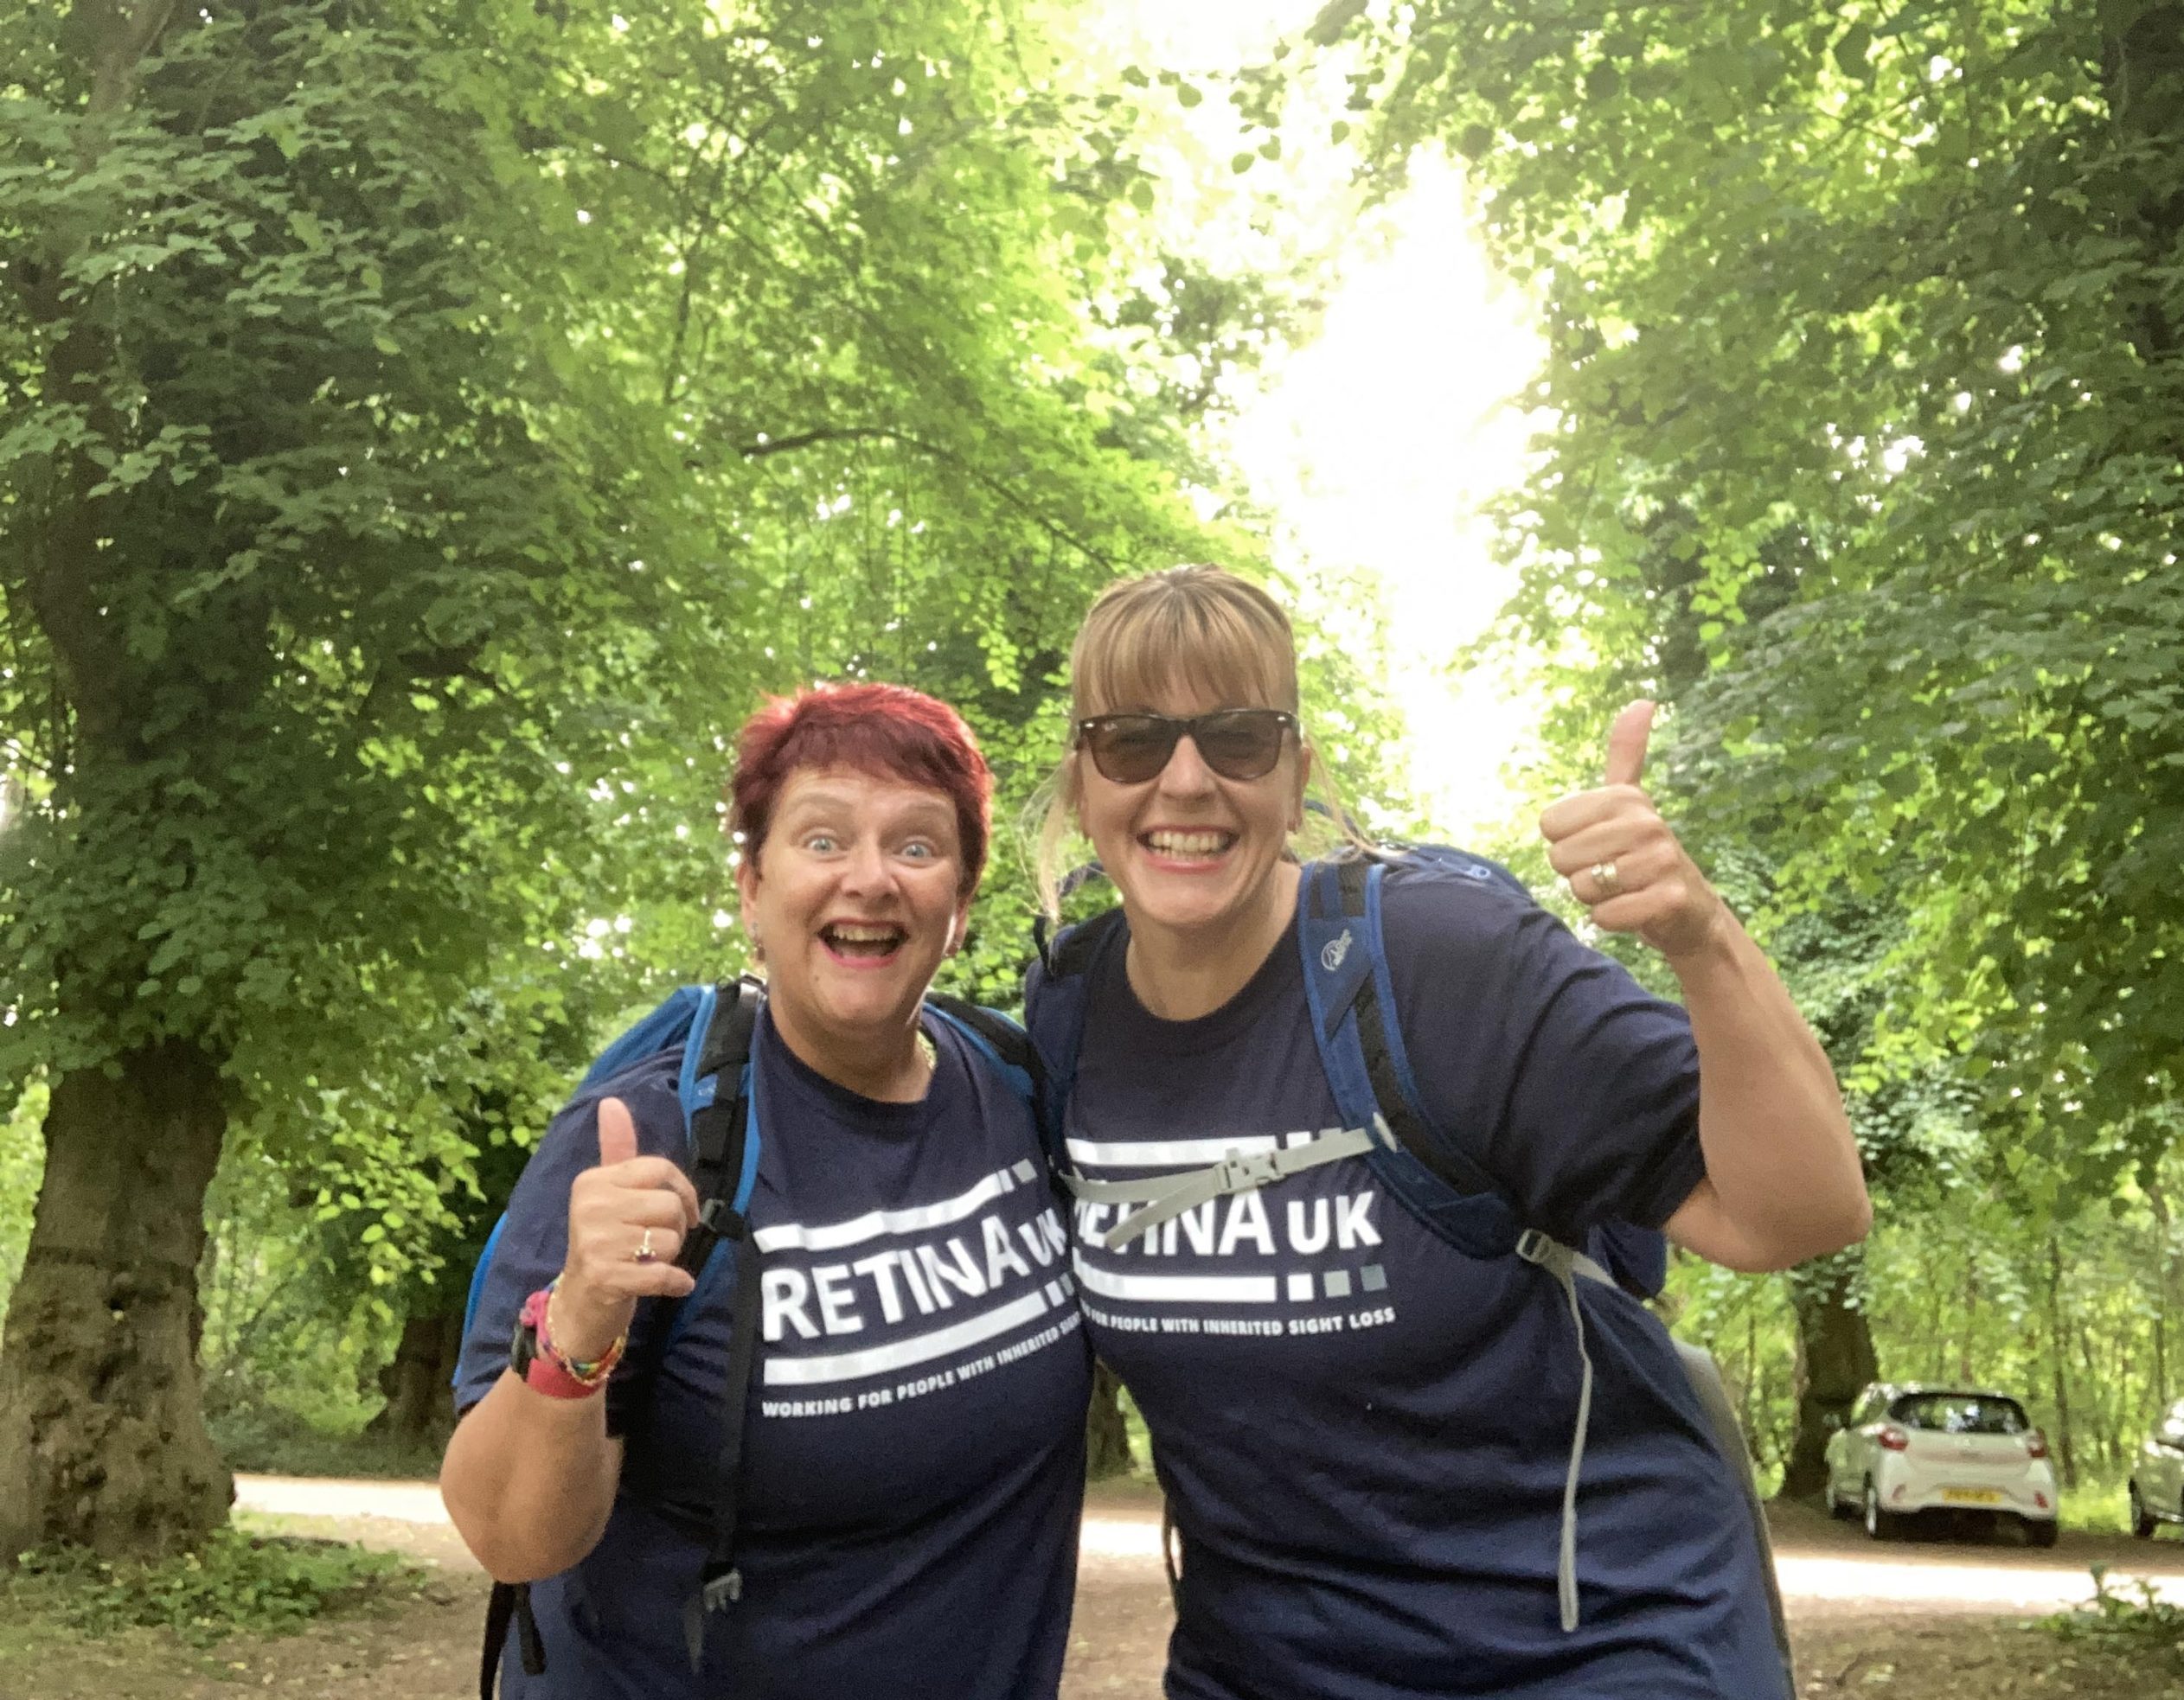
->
xmin=554 ymin=1096 xmax=702 ymax=1362
xmin=1538 ymin=701 xmax=1726 ymax=962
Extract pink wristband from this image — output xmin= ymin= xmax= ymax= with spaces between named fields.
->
xmin=514 ymin=1282 xmax=625 ymax=1400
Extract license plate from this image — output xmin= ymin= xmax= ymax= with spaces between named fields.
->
xmin=1942 ymin=1488 xmax=2003 ymax=1505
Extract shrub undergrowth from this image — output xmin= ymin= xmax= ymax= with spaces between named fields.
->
xmin=2043 ymin=1563 xmax=2184 ymax=1665
xmin=5 ymin=1530 xmax=430 ymax=1646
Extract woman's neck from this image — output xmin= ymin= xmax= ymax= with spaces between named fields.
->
xmin=766 ymin=1002 xmax=932 ymax=1102
xmin=1124 ymin=860 xmax=1301 ymax=1021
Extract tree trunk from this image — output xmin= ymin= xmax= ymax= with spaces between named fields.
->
xmin=0 ymin=1041 xmax=233 ymax=1560
xmin=2046 ymin=1233 xmax=2080 ymax=1491
xmin=1780 ymin=1250 xmax=1878 ymax=1501
xmin=367 ymin=1308 xmax=464 ymax=1446
xmin=1086 ymin=1361 xmax=1134 ymax=1480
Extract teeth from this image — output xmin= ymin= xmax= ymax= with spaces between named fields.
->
xmin=1145 ymin=831 xmax=1230 ymax=856
xmin=827 ymin=923 xmax=901 ymax=942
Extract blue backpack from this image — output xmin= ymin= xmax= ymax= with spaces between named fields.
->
xmin=458 ymin=977 xmax=1045 ymax=1698
xmin=1022 ymin=847 xmax=1742 ymax=1643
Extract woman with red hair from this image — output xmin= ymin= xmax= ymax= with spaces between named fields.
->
xmin=442 ymin=682 xmax=1091 ymax=1699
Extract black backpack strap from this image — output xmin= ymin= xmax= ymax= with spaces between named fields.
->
xmin=683 ymin=1223 xmax=765 ymax=1669
xmin=478 ymin=1578 xmax=545 ymax=1700
xmin=681 ymin=977 xmax=765 ymax=1275
xmin=923 ymin=991 xmax=1041 ymax=1082
xmin=673 ymin=978 xmax=767 ymax=1672
xmin=478 ymin=979 xmax=765 ymax=1697
xmin=1048 ymin=904 xmax=1126 ymax=981
xmin=612 ymin=977 xmax=765 ymax=1436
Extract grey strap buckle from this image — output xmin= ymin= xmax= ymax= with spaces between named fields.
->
xmin=1212 ymin=1148 xmax=1283 ymax=1193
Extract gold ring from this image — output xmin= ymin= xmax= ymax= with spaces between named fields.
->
xmin=1590 ymin=860 xmax=1622 ymax=899
xmin=632 ymin=1227 xmax=657 ymax=1265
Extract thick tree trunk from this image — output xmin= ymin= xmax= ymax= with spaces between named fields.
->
xmin=367 ymin=1309 xmax=464 ymax=1445
xmin=1086 ymin=1361 xmax=1134 ymax=1480
xmin=1780 ymin=1251 xmax=1877 ymax=1501
xmin=0 ymin=1041 xmax=233 ymax=1559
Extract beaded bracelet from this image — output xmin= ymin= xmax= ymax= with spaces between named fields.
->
xmin=513 ymin=1280 xmax=626 ymax=1399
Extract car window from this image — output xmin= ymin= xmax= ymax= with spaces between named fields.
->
xmin=1889 ymin=1393 xmax=2028 ymax=1435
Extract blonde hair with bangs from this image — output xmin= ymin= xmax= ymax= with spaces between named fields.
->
xmin=1031 ymin=564 xmax=1362 ymax=917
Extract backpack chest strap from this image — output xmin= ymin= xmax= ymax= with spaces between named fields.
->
xmin=1065 ymin=1120 xmax=1388 ymax=1249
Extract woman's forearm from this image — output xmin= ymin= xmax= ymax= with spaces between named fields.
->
xmin=440 ymin=1370 xmax=624 ymax=1582
xmin=1663 ymin=911 xmax=1871 ymax=1271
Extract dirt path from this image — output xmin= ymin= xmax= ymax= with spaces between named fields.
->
xmin=3 ymin=1479 xmax=2179 ymax=1698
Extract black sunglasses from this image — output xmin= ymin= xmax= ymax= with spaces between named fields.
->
xmin=1073 ymin=709 xmax=1299 ymax=785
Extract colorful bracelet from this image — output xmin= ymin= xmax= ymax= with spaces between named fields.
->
xmin=511 ymin=1280 xmax=626 ymax=1400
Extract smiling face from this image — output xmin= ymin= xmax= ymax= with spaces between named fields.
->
xmin=737 ymin=764 xmax=971 ymax=1062
xmin=1072 ymin=686 xmax=1310 ymax=949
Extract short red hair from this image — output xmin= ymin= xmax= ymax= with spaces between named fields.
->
xmin=729 ymin=683 xmax=993 ymax=896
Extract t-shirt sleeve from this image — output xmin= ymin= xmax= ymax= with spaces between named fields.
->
xmin=1384 ymin=872 xmax=1707 ymax=1243
xmin=452 ymin=1054 xmax=691 ymax=1422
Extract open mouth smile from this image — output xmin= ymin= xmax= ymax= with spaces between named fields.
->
xmin=819 ymin=921 xmax=908 ymax=963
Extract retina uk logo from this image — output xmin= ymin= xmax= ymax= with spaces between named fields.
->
xmin=1319 ymin=928 xmax=1353 ymax=974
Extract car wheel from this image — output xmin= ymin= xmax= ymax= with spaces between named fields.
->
xmin=2131 ymin=1481 xmax=2156 ymax=1540
xmin=1863 ymin=1480 xmax=1905 ymax=1542
xmin=2025 ymin=1517 xmax=2059 ymax=1549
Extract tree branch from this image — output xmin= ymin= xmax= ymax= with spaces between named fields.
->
xmin=727 ymin=425 xmax=1116 ymax=567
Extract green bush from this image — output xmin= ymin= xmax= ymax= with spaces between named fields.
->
xmin=2044 ymin=1563 xmax=2184 ymax=1665
xmin=6 ymin=1531 xmax=429 ymax=1646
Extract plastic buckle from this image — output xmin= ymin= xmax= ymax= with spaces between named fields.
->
xmin=698 ymin=1198 xmax=746 ymax=1238
xmin=701 ymin=1568 xmax=744 ymax=1611
xmin=1214 ymin=1149 xmax=1282 ymax=1194
xmin=1514 ymin=1229 xmax=1553 ymax=1266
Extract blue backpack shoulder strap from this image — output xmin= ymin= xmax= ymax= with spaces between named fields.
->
xmin=1299 ymin=853 xmax=1649 ymax=1633
xmin=580 ymin=984 xmax=714 ymax=1093
xmin=1388 ymin=840 xmax=1532 ymax=902
xmin=1307 ymin=851 xmax=1671 ymax=1299
xmin=679 ymin=979 xmax=765 ymax=1233
xmin=1297 ymin=856 xmax=1523 ymax=1260
xmin=462 ymin=981 xmax=757 ymax=1352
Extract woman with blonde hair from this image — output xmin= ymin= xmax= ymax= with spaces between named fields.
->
xmin=1025 ymin=565 xmax=1867 ymax=1700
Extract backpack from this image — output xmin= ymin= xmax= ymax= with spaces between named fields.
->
xmin=458 ymin=976 xmax=1046 ymax=1700
xmin=1024 ymin=846 xmax=1790 ymax=1678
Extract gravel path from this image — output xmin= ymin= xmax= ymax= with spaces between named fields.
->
xmin=234 ymin=1473 xmax=2184 ymax=1617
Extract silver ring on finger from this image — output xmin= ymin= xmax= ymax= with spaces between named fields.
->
xmin=631 ymin=1227 xmax=657 ymax=1265
xmin=1589 ymin=860 xmax=1623 ymax=900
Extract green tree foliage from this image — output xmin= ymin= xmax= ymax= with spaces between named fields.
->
xmin=0 ymin=0 xmax=1225 ymax=1557
xmin=1332 ymin=0 xmax=2184 ymax=1157
xmin=1284 ymin=0 xmax=2184 ymax=1498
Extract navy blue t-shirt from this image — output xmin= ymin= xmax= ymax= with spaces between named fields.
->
xmin=1060 ymin=865 xmax=1786 ymax=1700
xmin=456 ymin=1007 xmax=1092 ymax=1700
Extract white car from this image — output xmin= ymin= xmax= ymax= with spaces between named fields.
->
xmin=2129 ymin=1398 xmax=2184 ymax=1537
xmin=1824 ymin=1383 xmax=2059 ymax=1545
